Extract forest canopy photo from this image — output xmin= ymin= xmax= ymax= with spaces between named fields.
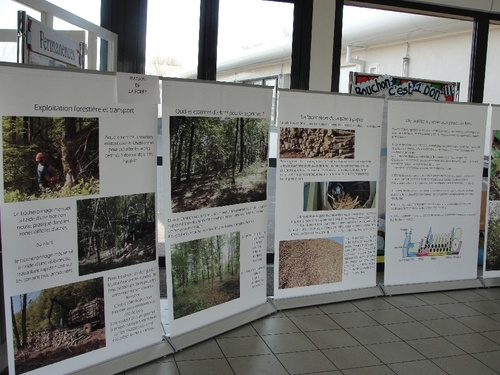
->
xmin=11 ymin=278 xmax=105 ymax=374
xmin=169 ymin=116 xmax=269 ymax=212
xmin=77 ymin=193 xmax=156 ymax=275
xmin=487 ymin=202 xmax=500 ymax=271
xmin=171 ymin=232 xmax=240 ymax=319
xmin=3 ymin=116 xmax=99 ymax=202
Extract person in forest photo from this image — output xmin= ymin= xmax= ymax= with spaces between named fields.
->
xmin=36 ymin=152 xmax=61 ymax=191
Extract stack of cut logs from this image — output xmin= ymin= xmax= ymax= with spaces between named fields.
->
xmin=25 ymin=327 xmax=90 ymax=350
xmin=280 ymin=128 xmax=355 ymax=158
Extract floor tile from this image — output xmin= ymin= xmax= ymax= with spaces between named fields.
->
xmin=173 ymin=339 xmax=224 ymax=361
xmin=432 ymin=354 xmax=498 ymax=375
xmin=342 ymin=364 xmax=396 ymax=375
xmin=421 ymin=318 xmax=474 ymax=336
xmin=352 ymin=297 xmax=395 ymax=311
xmin=455 ymin=314 xmax=500 ymax=332
xmin=385 ymin=321 xmax=439 ymax=340
xmin=384 ymin=295 xmax=428 ymax=308
xmin=251 ymin=315 xmax=300 ymax=335
xmin=399 ymin=305 xmax=449 ymax=321
xmin=305 ymin=329 xmax=359 ymax=349
xmin=261 ymin=332 xmax=316 ymax=353
xmin=289 ymin=314 xmax=340 ymax=332
xmin=472 ymin=350 xmax=500 ymax=371
xmin=216 ymin=335 xmax=272 ymax=357
xmin=276 ymin=350 xmax=337 ymax=374
xmin=283 ymin=306 xmax=325 ymax=317
xmin=476 ymin=287 xmax=500 ymax=300
xmin=443 ymin=289 xmax=489 ymax=303
xmin=125 ymin=361 xmax=180 ymax=375
xmin=389 ymin=359 xmax=447 ymax=375
xmin=365 ymin=308 xmax=414 ymax=325
xmin=318 ymin=302 xmax=360 ymax=314
xmin=322 ymin=345 xmax=382 ymax=369
xmin=176 ymin=358 xmax=234 ymax=375
xmin=433 ymin=302 xmax=482 ymax=317
xmin=218 ymin=324 xmax=258 ymax=338
xmin=465 ymin=300 xmax=500 ymax=315
xmin=328 ymin=310 xmax=379 ymax=329
xmin=406 ymin=337 xmax=465 ymax=358
xmin=365 ymin=341 xmax=425 ymax=364
xmin=444 ymin=332 xmax=500 ymax=354
xmin=481 ymin=330 xmax=500 ymax=345
xmin=228 ymin=354 xmax=288 ymax=375
xmin=414 ymin=292 xmax=458 ymax=305
xmin=346 ymin=325 xmax=400 ymax=345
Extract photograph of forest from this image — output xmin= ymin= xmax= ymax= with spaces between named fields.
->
xmin=490 ymin=130 xmax=500 ymax=200
xmin=486 ymin=202 xmax=500 ymax=271
xmin=171 ymin=232 xmax=240 ymax=319
xmin=11 ymin=278 xmax=105 ymax=374
xmin=77 ymin=193 xmax=156 ymax=275
xmin=169 ymin=116 xmax=268 ymax=213
xmin=2 ymin=116 xmax=99 ymax=202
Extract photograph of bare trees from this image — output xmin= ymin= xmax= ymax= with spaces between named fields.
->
xmin=2 ymin=116 xmax=99 ymax=202
xmin=169 ymin=116 xmax=268 ymax=213
xmin=77 ymin=193 xmax=156 ymax=275
xmin=10 ymin=278 xmax=105 ymax=374
xmin=280 ymin=127 xmax=355 ymax=159
xmin=171 ymin=232 xmax=240 ymax=319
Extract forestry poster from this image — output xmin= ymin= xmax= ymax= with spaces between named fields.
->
xmin=485 ymin=105 xmax=500 ymax=278
xmin=384 ymin=99 xmax=486 ymax=286
xmin=162 ymin=79 xmax=272 ymax=338
xmin=0 ymin=65 xmax=161 ymax=374
xmin=273 ymin=89 xmax=383 ymax=300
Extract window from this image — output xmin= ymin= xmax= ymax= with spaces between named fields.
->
xmin=340 ymin=5 xmax=473 ymax=102
xmin=483 ymin=22 xmax=500 ymax=104
xmin=145 ymin=0 xmax=200 ymax=78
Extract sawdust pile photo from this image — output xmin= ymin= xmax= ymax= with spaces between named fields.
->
xmin=278 ymin=238 xmax=343 ymax=289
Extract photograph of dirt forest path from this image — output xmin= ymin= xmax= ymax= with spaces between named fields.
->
xmin=171 ymin=232 xmax=240 ymax=319
xmin=169 ymin=116 xmax=269 ymax=213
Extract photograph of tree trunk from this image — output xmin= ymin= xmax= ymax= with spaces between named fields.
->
xmin=486 ymin=202 xmax=500 ymax=271
xmin=171 ymin=232 xmax=240 ymax=319
xmin=10 ymin=278 xmax=105 ymax=374
xmin=77 ymin=193 xmax=156 ymax=276
xmin=2 ymin=116 xmax=99 ymax=202
xmin=169 ymin=116 xmax=269 ymax=213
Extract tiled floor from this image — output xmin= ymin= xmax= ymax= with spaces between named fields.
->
xmin=125 ymin=287 xmax=500 ymax=375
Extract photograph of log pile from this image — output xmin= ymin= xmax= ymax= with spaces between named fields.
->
xmin=278 ymin=238 xmax=343 ymax=289
xmin=279 ymin=127 xmax=355 ymax=158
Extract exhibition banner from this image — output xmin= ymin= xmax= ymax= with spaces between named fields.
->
xmin=273 ymin=90 xmax=383 ymax=300
xmin=484 ymin=105 xmax=500 ymax=278
xmin=0 ymin=65 xmax=161 ymax=374
xmin=384 ymin=99 xmax=486 ymax=286
xmin=162 ymin=79 xmax=272 ymax=338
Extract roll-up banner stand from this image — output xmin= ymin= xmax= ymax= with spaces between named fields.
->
xmin=17 ymin=11 xmax=85 ymax=69
xmin=0 ymin=63 xmax=168 ymax=375
xmin=483 ymin=105 xmax=500 ymax=287
xmin=161 ymin=78 xmax=275 ymax=350
xmin=272 ymin=89 xmax=384 ymax=310
xmin=349 ymin=73 xmax=460 ymax=267
xmin=383 ymin=99 xmax=487 ymax=295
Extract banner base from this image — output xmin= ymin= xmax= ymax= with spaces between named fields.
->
xmin=270 ymin=286 xmax=384 ymax=311
xmin=72 ymin=341 xmax=174 ymax=375
xmin=167 ymin=302 xmax=276 ymax=351
xmin=481 ymin=277 xmax=500 ymax=287
xmin=381 ymin=278 xmax=483 ymax=296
